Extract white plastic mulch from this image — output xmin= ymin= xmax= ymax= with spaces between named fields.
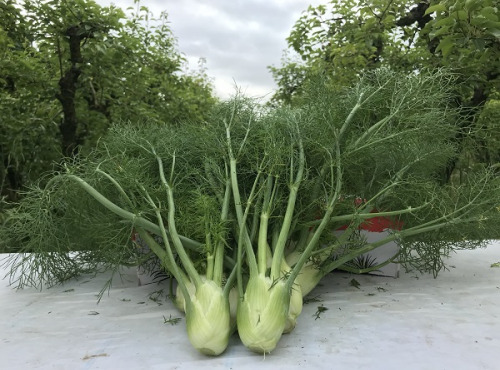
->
xmin=1 ymin=241 xmax=499 ymax=370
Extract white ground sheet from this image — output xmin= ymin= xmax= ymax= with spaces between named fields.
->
xmin=1 ymin=241 xmax=499 ymax=370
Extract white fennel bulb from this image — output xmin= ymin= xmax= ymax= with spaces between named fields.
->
xmin=174 ymin=278 xmax=196 ymax=313
xmin=280 ymin=258 xmax=303 ymax=334
xmin=185 ymin=280 xmax=231 ymax=356
xmin=236 ymin=274 xmax=289 ymax=354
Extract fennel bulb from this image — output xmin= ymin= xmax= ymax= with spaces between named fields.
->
xmin=185 ymin=280 xmax=231 ymax=356
xmin=286 ymin=251 xmax=323 ymax=298
xmin=236 ymin=274 xmax=290 ymax=353
xmin=175 ymin=277 xmax=238 ymax=332
xmin=280 ymin=258 xmax=303 ymax=333
xmin=174 ymin=278 xmax=196 ymax=312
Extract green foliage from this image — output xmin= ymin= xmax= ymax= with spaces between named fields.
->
xmin=278 ymin=0 xmax=499 ymax=102
xmin=2 ymin=68 xmax=498 ymax=283
xmin=0 ymin=0 xmax=215 ymax=203
xmin=268 ymin=52 xmax=309 ymax=106
xmin=476 ymin=99 xmax=500 ymax=165
xmin=0 ymin=1 xmax=61 ymax=201
xmin=271 ymin=0 xmax=499 ymax=182
xmin=281 ymin=0 xmax=423 ymax=89
xmin=422 ymin=0 xmax=500 ymax=101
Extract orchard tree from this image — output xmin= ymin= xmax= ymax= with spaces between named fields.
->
xmin=0 ymin=0 xmax=215 ymax=201
xmin=273 ymin=0 xmax=499 ymax=101
xmin=0 ymin=1 xmax=61 ymax=201
xmin=20 ymin=0 xmax=126 ymax=157
xmin=270 ymin=0 xmax=499 ymax=180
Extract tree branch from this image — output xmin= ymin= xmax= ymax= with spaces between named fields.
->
xmin=396 ymin=1 xmax=432 ymax=29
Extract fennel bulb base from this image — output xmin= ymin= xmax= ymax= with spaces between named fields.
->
xmin=185 ymin=281 xmax=231 ymax=356
xmin=236 ymin=275 xmax=290 ymax=354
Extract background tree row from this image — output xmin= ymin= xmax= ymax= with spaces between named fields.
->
xmin=270 ymin=0 xmax=500 ymax=182
xmin=0 ymin=0 xmax=216 ymax=202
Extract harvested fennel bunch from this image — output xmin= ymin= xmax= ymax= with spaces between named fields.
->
xmin=2 ymin=69 xmax=499 ymax=355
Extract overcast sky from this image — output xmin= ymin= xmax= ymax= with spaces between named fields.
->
xmin=96 ymin=0 xmax=326 ymax=99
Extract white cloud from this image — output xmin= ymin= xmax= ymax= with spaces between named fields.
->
xmin=97 ymin=0 xmax=327 ymax=99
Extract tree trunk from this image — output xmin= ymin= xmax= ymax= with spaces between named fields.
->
xmin=0 ymin=143 xmax=22 ymax=201
xmin=56 ymin=25 xmax=84 ymax=157
xmin=56 ymin=65 xmax=81 ymax=157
